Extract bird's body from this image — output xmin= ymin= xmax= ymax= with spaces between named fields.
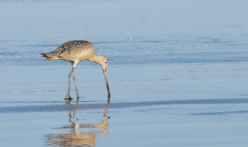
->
xmin=40 ymin=40 xmax=110 ymax=100
xmin=41 ymin=40 xmax=101 ymax=66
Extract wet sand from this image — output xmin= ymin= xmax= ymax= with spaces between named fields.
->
xmin=1 ymin=63 xmax=248 ymax=146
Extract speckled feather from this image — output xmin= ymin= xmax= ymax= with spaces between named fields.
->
xmin=41 ymin=40 xmax=93 ymax=62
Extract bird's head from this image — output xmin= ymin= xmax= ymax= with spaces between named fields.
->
xmin=98 ymin=55 xmax=109 ymax=70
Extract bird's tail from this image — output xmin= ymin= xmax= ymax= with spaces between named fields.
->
xmin=40 ymin=53 xmax=58 ymax=61
xmin=40 ymin=53 xmax=48 ymax=57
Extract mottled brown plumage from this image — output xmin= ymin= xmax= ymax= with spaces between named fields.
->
xmin=41 ymin=40 xmax=93 ymax=62
xmin=40 ymin=40 xmax=110 ymax=100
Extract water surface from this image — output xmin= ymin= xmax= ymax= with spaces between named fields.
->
xmin=0 ymin=0 xmax=248 ymax=147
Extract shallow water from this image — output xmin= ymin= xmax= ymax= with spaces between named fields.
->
xmin=1 ymin=63 xmax=248 ymax=146
xmin=1 ymin=0 xmax=248 ymax=66
xmin=1 ymin=0 xmax=248 ymax=147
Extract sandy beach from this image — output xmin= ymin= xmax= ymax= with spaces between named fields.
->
xmin=1 ymin=0 xmax=248 ymax=146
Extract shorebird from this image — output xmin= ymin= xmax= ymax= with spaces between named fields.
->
xmin=40 ymin=40 xmax=110 ymax=100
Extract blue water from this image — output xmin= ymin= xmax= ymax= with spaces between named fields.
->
xmin=0 ymin=0 xmax=248 ymax=66
xmin=1 ymin=1 xmax=248 ymax=147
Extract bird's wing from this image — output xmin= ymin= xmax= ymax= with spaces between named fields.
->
xmin=46 ymin=41 xmax=93 ymax=58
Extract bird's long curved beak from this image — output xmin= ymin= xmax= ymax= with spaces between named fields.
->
xmin=103 ymin=68 xmax=111 ymax=98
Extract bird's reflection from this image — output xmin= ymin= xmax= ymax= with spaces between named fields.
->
xmin=45 ymin=100 xmax=109 ymax=146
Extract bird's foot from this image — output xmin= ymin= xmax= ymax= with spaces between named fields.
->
xmin=65 ymin=95 xmax=73 ymax=100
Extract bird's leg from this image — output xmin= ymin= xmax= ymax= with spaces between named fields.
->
xmin=65 ymin=67 xmax=74 ymax=100
xmin=72 ymin=69 xmax=80 ymax=99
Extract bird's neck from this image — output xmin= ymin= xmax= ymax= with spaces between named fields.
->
xmin=88 ymin=53 xmax=102 ymax=64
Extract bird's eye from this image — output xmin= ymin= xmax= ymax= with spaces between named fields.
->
xmin=106 ymin=61 xmax=108 ymax=64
